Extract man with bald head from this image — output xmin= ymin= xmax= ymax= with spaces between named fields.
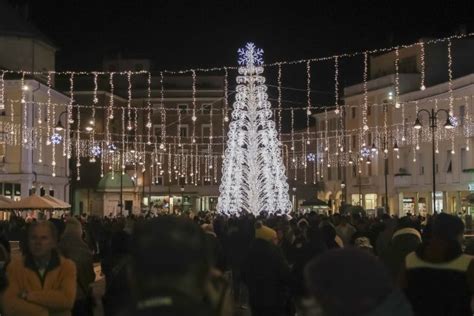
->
xmin=4 ymin=220 xmax=76 ymax=316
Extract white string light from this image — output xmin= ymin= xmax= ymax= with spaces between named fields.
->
xmin=160 ymin=71 xmax=166 ymax=150
xmin=415 ymin=101 xmax=420 ymax=151
xmin=277 ymin=64 xmax=283 ymax=140
xmin=127 ymin=71 xmax=133 ymax=131
xmin=45 ymin=72 xmax=52 ymax=146
xmin=419 ymin=41 xmax=426 ymax=90
xmin=67 ymin=73 xmax=74 ymax=159
xmin=106 ymin=73 xmax=114 ymax=145
xmin=435 ymin=99 xmax=439 ymax=154
xmin=91 ymin=72 xmax=98 ymax=158
xmin=76 ymin=102 xmax=81 ymax=181
xmin=224 ymin=67 xmax=229 ymax=123
xmin=447 ymin=39 xmax=455 ymax=155
xmin=177 ymin=103 xmax=182 ymax=148
xmin=394 ymin=47 xmax=401 ymax=108
xmin=334 ymin=56 xmax=340 ymax=115
xmin=306 ymin=61 xmax=311 ymax=144
xmin=0 ymin=71 xmax=4 ymax=110
xmin=146 ymin=72 xmax=152 ymax=145
xmin=290 ymin=108 xmax=295 ymax=151
xmin=401 ymin=102 xmax=406 ymax=142
xmin=362 ymin=52 xmax=369 ymax=131
xmin=191 ymin=70 xmax=197 ymax=143
xmin=466 ymin=96 xmax=470 ymax=151
xmin=21 ymin=72 xmax=28 ymax=144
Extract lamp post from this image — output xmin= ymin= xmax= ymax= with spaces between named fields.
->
xmin=414 ymin=108 xmax=453 ymax=214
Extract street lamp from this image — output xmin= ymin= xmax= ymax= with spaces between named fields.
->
xmin=414 ymin=108 xmax=453 ymax=214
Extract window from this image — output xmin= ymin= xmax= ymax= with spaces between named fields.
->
xmin=328 ymin=167 xmax=332 ymax=180
xmin=49 ymin=189 xmax=54 ymax=197
xmin=367 ymin=104 xmax=371 ymax=116
xmin=154 ymin=176 xmax=164 ymax=185
xmin=460 ymin=105 xmax=465 ymax=126
xmin=399 ymin=56 xmax=417 ymax=73
xmin=178 ymin=104 xmax=188 ymax=114
xmin=179 ymin=125 xmax=189 ymax=137
xmin=201 ymin=124 xmax=211 ymax=138
xmin=368 ymin=163 xmax=372 ymax=177
xmin=337 ymin=164 xmax=342 ymax=180
xmin=201 ymin=104 xmax=212 ymax=115
xmin=352 ymin=164 xmax=357 ymax=177
xmin=418 ymin=154 xmax=424 ymax=175
xmin=445 ymin=150 xmax=452 ymax=173
xmin=352 ymin=134 xmax=357 ymax=150
xmin=352 ymin=107 xmax=356 ymax=119
xmin=368 ymin=133 xmax=372 ymax=147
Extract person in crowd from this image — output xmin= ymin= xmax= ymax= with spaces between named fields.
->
xmin=58 ymin=217 xmax=96 ymax=316
xmin=379 ymin=216 xmax=422 ymax=280
xmin=202 ymin=223 xmax=227 ymax=272
xmin=4 ymin=220 xmax=76 ymax=316
xmin=0 ymin=226 xmax=10 ymax=271
xmin=335 ymin=216 xmax=356 ymax=247
xmin=320 ymin=224 xmax=341 ymax=249
xmin=305 ymin=248 xmax=413 ymax=316
xmin=375 ymin=214 xmax=397 ymax=256
xmin=242 ymin=222 xmax=291 ymax=316
xmin=123 ymin=216 xmax=232 ymax=316
xmin=399 ymin=213 xmax=474 ymax=316
xmin=102 ymin=222 xmax=133 ymax=316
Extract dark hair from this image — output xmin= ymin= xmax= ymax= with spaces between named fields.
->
xmin=28 ymin=220 xmax=58 ymax=242
xmin=130 ymin=216 xmax=210 ymax=293
xmin=305 ymin=249 xmax=392 ymax=316
xmin=432 ymin=213 xmax=464 ymax=241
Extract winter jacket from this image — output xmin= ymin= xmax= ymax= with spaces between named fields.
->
xmin=399 ymin=239 xmax=474 ymax=316
xmin=364 ymin=289 xmax=413 ymax=316
xmin=4 ymin=250 xmax=77 ymax=316
xmin=242 ymin=238 xmax=291 ymax=310
xmin=58 ymin=232 xmax=96 ymax=300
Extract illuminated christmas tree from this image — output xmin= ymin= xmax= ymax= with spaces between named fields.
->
xmin=217 ymin=43 xmax=291 ymax=215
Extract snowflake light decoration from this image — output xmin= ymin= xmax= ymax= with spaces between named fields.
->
xmin=108 ymin=143 xmax=117 ymax=152
xmin=50 ymin=133 xmax=62 ymax=145
xmin=91 ymin=145 xmax=101 ymax=157
xmin=307 ymin=153 xmax=316 ymax=162
xmin=238 ymin=42 xmax=264 ymax=66
xmin=360 ymin=146 xmax=371 ymax=158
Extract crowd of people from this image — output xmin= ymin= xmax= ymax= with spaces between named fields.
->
xmin=0 ymin=210 xmax=472 ymax=316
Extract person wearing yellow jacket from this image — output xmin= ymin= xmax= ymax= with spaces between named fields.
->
xmin=4 ymin=220 xmax=76 ymax=316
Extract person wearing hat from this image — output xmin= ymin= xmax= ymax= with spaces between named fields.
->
xmin=305 ymin=248 xmax=413 ymax=316
xmin=399 ymin=213 xmax=474 ymax=316
xmin=242 ymin=221 xmax=291 ymax=316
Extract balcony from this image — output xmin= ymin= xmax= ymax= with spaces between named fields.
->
xmin=394 ymin=174 xmax=412 ymax=187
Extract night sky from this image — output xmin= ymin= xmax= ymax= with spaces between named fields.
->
xmin=12 ymin=0 xmax=473 ymax=73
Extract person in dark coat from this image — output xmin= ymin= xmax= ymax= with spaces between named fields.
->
xmin=305 ymin=248 xmax=413 ymax=316
xmin=102 ymin=229 xmax=132 ymax=316
xmin=242 ymin=223 xmax=291 ymax=316
xmin=58 ymin=217 xmax=96 ymax=316
xmin=399 ymin=213 xmax=474 ymax=316
xmin=121 ymin=216 xmax=231 ymax=316
xmin=379 ymin=217 xmax=422 ymax=280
